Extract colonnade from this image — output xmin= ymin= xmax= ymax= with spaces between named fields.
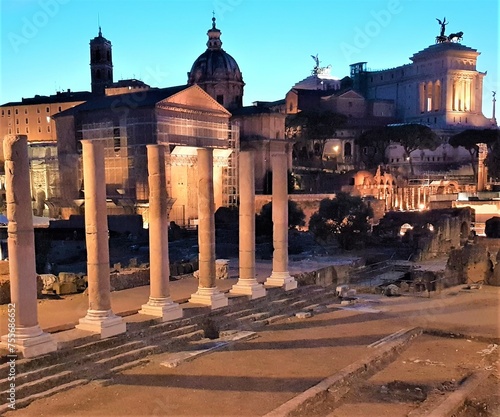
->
xmin=419 ymin=77 xmax=475 ymax=114
xmin=0 ymin=136 xmax=296 ymax=356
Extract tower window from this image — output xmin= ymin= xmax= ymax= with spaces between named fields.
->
xmin=96 ymin=69 xmax=101 ymax=79
xmin=113 ymin=127 xmax=120 ymax=152
xmin=107 ymin=51 xmax=111 ymax=61
xmin=95 ymin=50 xmax=101 ymax=60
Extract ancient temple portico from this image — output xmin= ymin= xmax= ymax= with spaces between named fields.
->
xmin=139 ymin=145 xmax=183 ymax=321
xmin=265 ymin=143 xmax=297 ymax=291
xmin=230 ymin=150 xmax=266 ymax=299
xmin=189 ymin=148 xmax=229 ymax=309
xmin=0 ymin=135 xmax=57 ymax=358
xmin=76 ymin=140 xmax=126 ymax=338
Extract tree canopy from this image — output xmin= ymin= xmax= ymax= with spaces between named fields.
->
xmin=356 ymin=124 xmax=441 ymax=173
xmin=449 ymin=129 xmax=500 ymax=179
xmin=308 ymin=192 xmax=373 ymax=250
xmin=287 ymin=110 xmax=347 ymax=160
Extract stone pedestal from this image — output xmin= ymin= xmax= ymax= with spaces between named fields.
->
xmin=76 ymin=140 xmax=126 ymax=337
xmin=231 ymin=151 xmax=266 ymax=299
xmin=189 ymin=148 xmax=228 ymax=309
xmin=265 ymin=150 xmax=297 ymax=291
xmin=0 ymin=135 xmax=56 ymax=358
xmin=139 ymin=145 xmax=182 ymax=321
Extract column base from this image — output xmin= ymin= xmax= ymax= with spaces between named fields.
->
xmin=230 ymin=279 xmax=267 ymax=300
xmin=76 ymin=309 xmax=126 ymax=339
xmin=265 ymin=271 xmax=298 ymax=291
xmin=1 ymin=325 xmax=57 ymax=358
xmin=189 ymin=287 xmax=228 ymax=310
xmin=139 ymin=298 xmax=183 ymax=322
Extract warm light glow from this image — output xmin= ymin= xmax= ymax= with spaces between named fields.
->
xmin=333 ymin=145 xmax=339 ymax=153
xmin=418 ymin=203 xmax=425 ymax=210
xmin=400 ymin=223 xmax=413 ymax=236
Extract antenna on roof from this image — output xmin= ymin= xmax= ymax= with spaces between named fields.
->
xmin=98 ymin=13 xmax=101 ymax=36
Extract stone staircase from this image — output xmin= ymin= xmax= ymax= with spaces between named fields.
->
xmin=0 ymin=284 xmax=339 ymax=413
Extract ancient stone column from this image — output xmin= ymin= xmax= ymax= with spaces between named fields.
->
xmin=139 ymin=145 xmax=182 ymax=321
xmin=265 ymin=150 xmax=297 ymax=290
xmin=230 ymin=150 xmax=266 ymax=299
xmin=0 ymin=135 xmax=56 ymax=358
xmin=76 ymin=140 xmax=126 ymax=338
xmin=189 ymin=148 xmax=228 ymax=309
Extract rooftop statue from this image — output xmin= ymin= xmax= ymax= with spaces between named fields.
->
xmin=435 ymin=17 xmax=448 ymax=43
xmin=435 ymin=17 xmax=463 ymax=44
xmin=436 ymin=17 xmax=448 ymax=37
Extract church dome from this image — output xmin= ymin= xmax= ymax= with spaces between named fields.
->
xmin=187 ymin=17 xmax=244 ymax=110
xmin=188 ymin=49 xmax=243 ymax=84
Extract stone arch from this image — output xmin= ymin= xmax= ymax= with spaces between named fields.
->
xmin=400 ymin=223 xmax=413 ymax=236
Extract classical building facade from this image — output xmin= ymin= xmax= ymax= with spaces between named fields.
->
xmin=53 ymin=85 xmax=238 ymax=224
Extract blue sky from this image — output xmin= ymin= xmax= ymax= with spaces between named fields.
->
xmin=0 ymin=0 xmax=498 ymax=117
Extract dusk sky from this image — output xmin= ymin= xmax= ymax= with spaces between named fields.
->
xmin=1 ymin=0 xmax=498 ymax=118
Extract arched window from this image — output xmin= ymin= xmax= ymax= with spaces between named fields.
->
xmin=96 ymin=69 xmax=101 ymax=80
xmin=95 ymin=50 xmax=101 ymax=61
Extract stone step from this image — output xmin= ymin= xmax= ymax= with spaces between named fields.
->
xmin=94 ymin=345 xmax=157 ymax=370
xmin=0 ymin=378 xmax=88 ymax=415
xmin=0 ymin=361 xmax=68 ymax=393
xmin=3 ymin=369 xmax=74 ymax=401
xmin=148 ymin=326 xmax=204 ymax=344
xmin=253 ymin=313 xmax=290 ymax=327
xmin=84 ymin=340 xmax=146 ymax=363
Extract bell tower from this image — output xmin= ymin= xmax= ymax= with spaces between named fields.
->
xmin=90 ymin=27 xmax=113 ymax=95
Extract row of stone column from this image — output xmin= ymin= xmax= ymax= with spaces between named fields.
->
xmin=0 ymin=136 xmax=296 ymax=357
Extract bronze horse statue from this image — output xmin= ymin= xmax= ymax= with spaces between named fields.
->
xmin=448 ymin=31 xmax=463 ymax=42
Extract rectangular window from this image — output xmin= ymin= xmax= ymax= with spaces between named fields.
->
xmin=24 ymin=108 xmax=27 ymax=114
xmin=38 ymin=127 xmax=42 ymax=133
xmin=37 ymin=108 xmax=40 ymax=113
xmin=1 ymin=110 xmax=3 ymax=116
xmin=25 ymin=118 xmax=28 ymax=124
xmin=7 ymin=110 xmax=11 ymax=116
xmin=15 ymin=109 xmax=18 ymax=115
xmin=25 ymin=127 xmax=29 ymax=133
xmin=8 ymin=128 xmax=12 ymax=134
xmin=16 ymin=128 xmax=20 ymax=134
xmin=47 ymin=126 xmax=51 ymax=132
xmin=113 ymin=127 xmax=120 ymax=151
xmin=38 ymin=117 xmax=41 ymax=123
xmin=46 ymin=107 xmax=50 ymax=112
xmin=58 ymin=106 xmax=62 ymax=112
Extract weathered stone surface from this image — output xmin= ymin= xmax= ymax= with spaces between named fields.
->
xmin=216 ymin=259 xmax=229 ymax=279
xmin=0 ymin=274 xmax=44 ymax=304
xmin=0 ymin=261 xmax=9 ymax=276
xmin=445 ymin=244 xmax=493 ymax=285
